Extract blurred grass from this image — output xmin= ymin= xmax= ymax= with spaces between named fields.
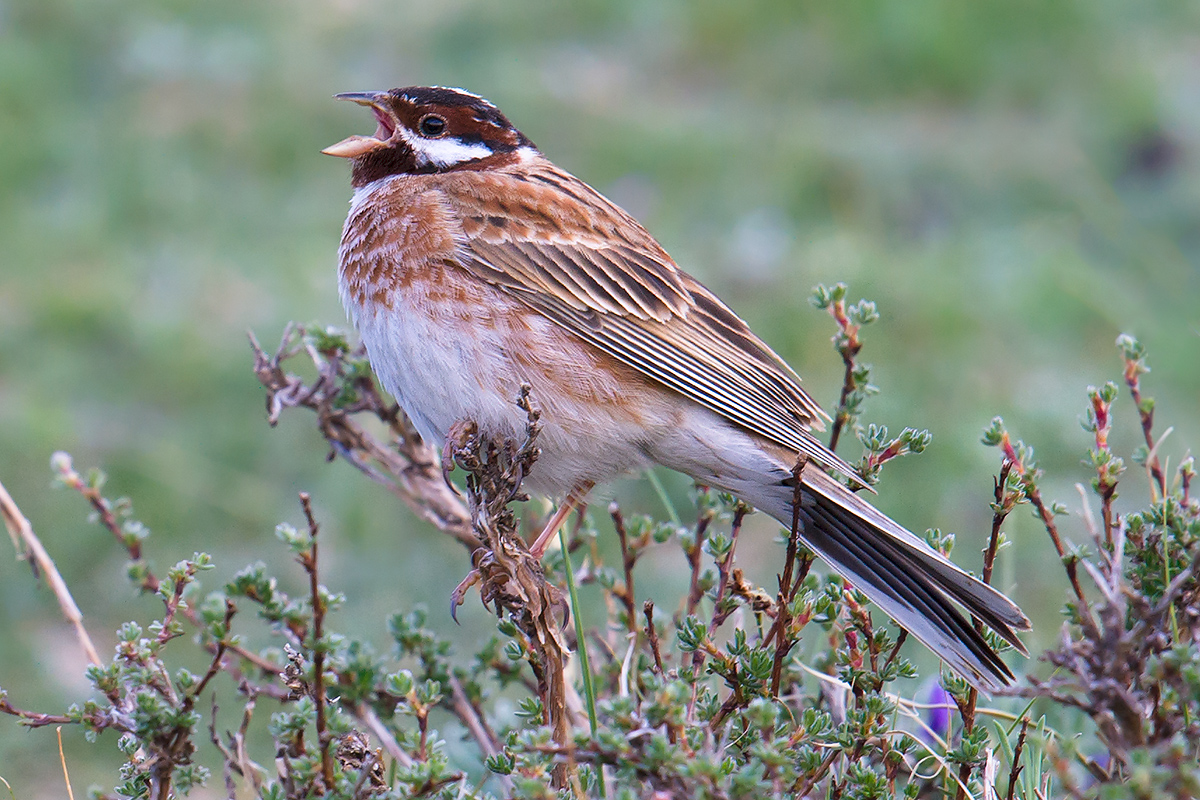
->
xmin=2 ymin=0 xmax=1198 ymax=793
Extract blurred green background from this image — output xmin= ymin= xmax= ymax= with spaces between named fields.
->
xmin=2 ymin=0 xmax=1198 ymax=793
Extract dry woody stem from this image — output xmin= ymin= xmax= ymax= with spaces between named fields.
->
xmin=0 ymin=479 xmax=102 ymax=667
xmin=297 ymin=492 xmax=336 ymax=790
xmin=250 ymin=326 xmax=476 ymax=550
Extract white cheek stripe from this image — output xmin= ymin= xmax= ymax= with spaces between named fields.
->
xmin=395 ymin=125 xmax=492 ymax=168
xmin=416 ymin=137 xmax=493 ymax=167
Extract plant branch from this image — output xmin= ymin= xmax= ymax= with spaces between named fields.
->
xmin=297 ymin=492 xmax=335 ymax=790
xmin=1120 ymin=338 xmax=1166 ymax=497
xmin=0 ymin=479 xmax=102 ymax=667
xmin=770 ymin=457 xmax=810 ymax=698
xmin=685 ymin=508 xmax=712 ymax=617
xmin=1004 ymin=719 xmax=1029 ymax=800
xmin=611 ymin=503 xmax=640 ymax=636
xmin=643 ymin=601 xmax=665 ymax=676
xmin=249 ymin=327 xmax=477 ymax=551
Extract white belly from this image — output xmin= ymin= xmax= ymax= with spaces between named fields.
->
xmin=349 ymin=290 xmax=523 ymax=449
xmin=342 ymin=277 xmax=673 ymax=497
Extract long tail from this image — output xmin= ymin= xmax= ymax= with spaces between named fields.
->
xmin=753 ymin=467 xmax=1030 ymax=691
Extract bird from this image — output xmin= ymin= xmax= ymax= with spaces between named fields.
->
xmin=322 ymin=85 xmax=1030 ymax=690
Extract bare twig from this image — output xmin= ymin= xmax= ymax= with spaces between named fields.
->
xmin=210 ymin=693 xmax=266 ymax=795
xmin=1028 ymin=487 xmax=1093 ymax=625
xmin=209 ymin=698 xmax=241 ymax=798
xmin=51 ymin=453 xmax=159 ymax=597
xmin=0 ymin=479 xmax=102 ymax=667
xmin=0 ymin=697 xmax=73 ymax=728
xmin=957 ymin=459 xmax=1014 ymax=799
xmin=52 ymin=454 xmax=280 ymax=682
xmin=685 ymin=508 xmax=712 ymax=617
xmin=1121 ymin=349 xmax=1166 ymax=497
xmin=1004 ymin=719 xmax=1029 ymax=800
xmin=643 ymin=601 xmax=665 ymax=676
xmin=709 ymin=506 xmax=748 ymax=631
xmin=611 ymin=503 xmax=640 ymax=636
xmin=447 ymin=674 xmax=514 ymax=795
xmin=349 ymin=750 xmax=379 ymax=798
xmin=350 ymin=703 xmax=416 ymax=770
xmin=249 ymin=328 xmax=477 ymax=551
xmin=447 ymin=673 xmax=502 ymax=759
xmin=880 ymin=629 xmax=909 ymax=676
xmin=770 ymin=457 xmax=810 ymax=698
xmin=297 ymin=492 xmax=335 ymax=789
xmin=996 ymin=433 xmax=1093 ymax=622
xmin=185 ymin=601 xmax=235 ymax=709
xmin=57 ymin=727 xmax=75 ymax=800
xmin=826 ymin=299 xmax=864 ymax=454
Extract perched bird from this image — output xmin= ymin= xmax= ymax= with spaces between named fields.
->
xmin=323 ymin=86 xmax=1030 ymax=690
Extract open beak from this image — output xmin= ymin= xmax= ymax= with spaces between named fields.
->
xmin=322 ymin=92 xmax=396 ymax=158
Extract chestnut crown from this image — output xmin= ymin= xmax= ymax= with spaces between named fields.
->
xmin=323 ymin=86 xmax=534 ymax=186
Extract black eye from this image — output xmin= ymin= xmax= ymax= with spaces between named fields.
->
xmin=418 ymin=114 xmax=447 ymax=137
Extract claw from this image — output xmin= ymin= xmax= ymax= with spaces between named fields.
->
xmin=441 ymin=449 xmax=460 ymax=496
xmin=441 ymin=421 xmax=478 ymax=495
xmin=450 ymin=568 xmax=482 ymax=623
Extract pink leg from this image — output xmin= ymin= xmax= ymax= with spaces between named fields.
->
xmin=528 ymin=481 xmax=594 ymax=558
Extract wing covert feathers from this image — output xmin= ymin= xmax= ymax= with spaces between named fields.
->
xmin=438 ymin=162 xmax=862 ymax=482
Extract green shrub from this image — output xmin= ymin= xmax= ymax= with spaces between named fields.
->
xmin=2 ymin=290 xmax=1196 ymax=799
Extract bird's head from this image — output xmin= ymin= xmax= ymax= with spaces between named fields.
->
xmin=322 ymin=86 xmax=533 ymax=186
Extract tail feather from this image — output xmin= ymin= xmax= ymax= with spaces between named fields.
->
xmin=805 ymin=502 xmax=1014 ymax=686
xmin=757 ymin=467 xmax=1030 ymax=691
xmin=804 ymin=470 xmax=1030 ymax=635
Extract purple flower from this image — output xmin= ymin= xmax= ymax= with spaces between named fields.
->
xmin=918 ymin=679 xmax=954 ymax=745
